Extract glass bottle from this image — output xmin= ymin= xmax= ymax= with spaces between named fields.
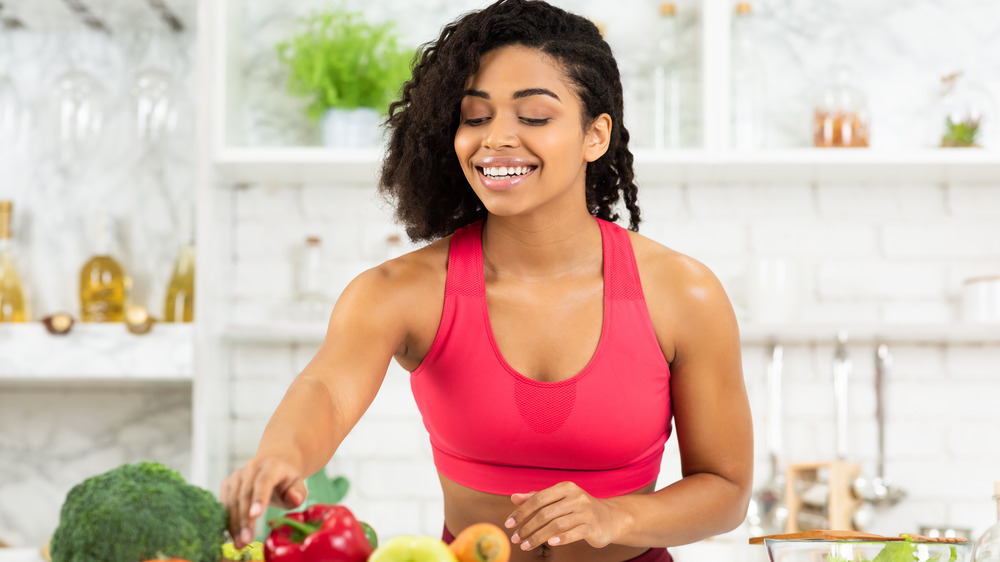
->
xmin=813 ymin=65 xmax=870 ymax=148
xmin=163 ymin=243 xmax=194 ymax=322
xmin=0 ymin=200 xmax=27 ymax=322
xmin=291 ymin=236 xmax=334 ymax=322
xmin=79 ymin=211 xmax=126 ymax=322
xmin=651 ymin=2 xmax=681 ymax=149
xmin=974 ymin=482 xmax=1000 ymax=561
xmin=731 ymin=2 xmax=765 ymax=149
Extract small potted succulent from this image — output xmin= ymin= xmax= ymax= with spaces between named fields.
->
xmin=276 ymin=9 xmax=414 ymax=148
xmin=937 ymin=71 xmax=993 ymax=148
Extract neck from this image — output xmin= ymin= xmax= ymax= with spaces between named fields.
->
xmin=481 ymin=210 xmax=603 ymax=280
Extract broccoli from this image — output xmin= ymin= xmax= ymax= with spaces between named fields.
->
xmin=49 ymin=461 xmax=228 ymax=562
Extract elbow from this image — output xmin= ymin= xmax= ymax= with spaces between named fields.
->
xmin=716 ymin=474 xmax=753 ymax=534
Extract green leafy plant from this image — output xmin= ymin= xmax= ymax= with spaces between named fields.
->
xmin=276 ymin=8 xmax=414 ymax=122
xmin=255 ymin=470 xmax=350 ymax=542
xmin=941 ymin=115 xmax=981 ymax=147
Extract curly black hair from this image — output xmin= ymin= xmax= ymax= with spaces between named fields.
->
xmin=378 ymin=0 xmax=640 ymax=242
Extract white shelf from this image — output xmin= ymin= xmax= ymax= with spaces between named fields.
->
xmin=215 ymin=147 xmax=382 ymax=184
xmin=213 ymin=147 xmax=1000 ymax=185
xmin=0 ymin=323 xmax=195 ymax=382
xmin=221 ymin=321 xmax=327 ymax=344
xmin=739 ymin=322 xmax=1000 ymax=345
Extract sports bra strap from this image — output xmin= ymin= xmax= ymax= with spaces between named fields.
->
xmin=445 ymin=220 xmax=486 ymax=298
xmin=597 ymin=218 xmax=645 ymax=301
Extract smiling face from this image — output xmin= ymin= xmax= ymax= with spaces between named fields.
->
xmin=454 ymin=45 xmax=610 ymax=221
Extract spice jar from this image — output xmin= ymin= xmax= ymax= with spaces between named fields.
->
xmin=813 ymin=66 xmax=870 ymax=148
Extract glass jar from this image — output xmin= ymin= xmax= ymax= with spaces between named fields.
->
xmin=731 ymin=2 xmax=765 ymax=149
xmin=813 ymin=65 xmax=870 ymax=148
xmin=938 ymin=71 xmax=994 ymax=148
xmin=973 ymin=482 xmax=1000 ymax=561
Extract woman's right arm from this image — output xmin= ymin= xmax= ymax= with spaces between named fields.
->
xmin=220 ymin=262 xmax=413 ymax=547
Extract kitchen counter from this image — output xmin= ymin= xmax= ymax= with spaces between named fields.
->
xmin=0 ymin=541 xmax=767 ymax=562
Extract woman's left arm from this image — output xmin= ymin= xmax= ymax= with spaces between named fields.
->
xmin=506 ymin=253 xmax=754 ymax=550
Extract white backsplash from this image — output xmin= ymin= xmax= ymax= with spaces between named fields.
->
xmin=0 ymin=383 xmax=191 ymax=547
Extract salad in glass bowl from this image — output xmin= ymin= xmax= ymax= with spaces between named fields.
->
xmin=751 ymin=530 xmax=971 ymax=562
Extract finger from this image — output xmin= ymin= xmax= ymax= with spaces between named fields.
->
xmin=235 ymin=466 xmax=260 ymax=548
xmin=219 ymin=473 xmax=243 ymax=540
xmin=511 ymin=499 xmax=574 ymax=547
xmin=281 ymin=480 xmax=307 ymax=508
xmin=510 ymin=492 xmax=534 ymax=506
xmin=507 ymin=483 xmax=574 ymax=531
xmin=544 ymin=520 xmax=594 ymax=549
xmin=516 ymin=512 xmax=584 ymax=551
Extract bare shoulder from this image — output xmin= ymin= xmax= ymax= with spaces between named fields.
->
xmin=626 ymin=230 xmax=738 ymax=362
xmin=626 ymin=231 xmax=728 ymax=304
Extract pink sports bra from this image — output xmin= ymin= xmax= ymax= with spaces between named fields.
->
xmin=410 ymin=217 xmax=672 ymax=498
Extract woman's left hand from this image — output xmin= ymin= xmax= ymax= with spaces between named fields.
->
xmin=505 ymin=482 xmax=624 ymax=551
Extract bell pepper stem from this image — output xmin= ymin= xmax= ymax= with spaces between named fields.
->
xmin=268 ymin=515 xmax=320 ymax=538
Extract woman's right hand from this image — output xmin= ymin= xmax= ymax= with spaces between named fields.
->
xmin=219 ymin=456 xmax=309 ymax=549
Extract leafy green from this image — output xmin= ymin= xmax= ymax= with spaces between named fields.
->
xmin=276 ymin=7 xmax=415 ymax=121
xmin=256 ymin=470 xmax=350 ymax=542
xmin=941 ymin=115 xmax=981 ymax=147
xmin=49 ymin=461 xmax=228 ymax=562
xmin=872 ymin=541 xmax=917 ymax=561
xmin=823 ymin=536 xmax=956 ymax=562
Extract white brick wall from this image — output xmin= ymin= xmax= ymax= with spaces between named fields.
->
xmin=224 ymin=178 xmax=1000 ymax=546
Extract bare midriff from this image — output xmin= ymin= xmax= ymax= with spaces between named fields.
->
xmin=439 ymin=473 xmax=657 ymax=562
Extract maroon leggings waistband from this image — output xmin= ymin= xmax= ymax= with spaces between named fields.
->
xmin=442 ymin=525 xmax=672 ymax=562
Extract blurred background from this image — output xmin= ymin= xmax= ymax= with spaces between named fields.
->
xmin=1 ymin=0 xmax=999 ymax=560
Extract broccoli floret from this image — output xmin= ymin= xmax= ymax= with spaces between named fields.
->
xmin=50 ymin=461 xmax=228 ymax=562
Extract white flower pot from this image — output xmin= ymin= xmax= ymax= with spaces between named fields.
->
xmin=320 ymin=107 xmax=381 ymax=148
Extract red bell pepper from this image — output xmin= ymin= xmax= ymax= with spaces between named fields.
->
xmin=264 ymin=504 xmax=373 ymax=562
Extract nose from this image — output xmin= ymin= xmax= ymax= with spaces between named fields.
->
xmin=482 ymin=114 xmax=519 ymax=149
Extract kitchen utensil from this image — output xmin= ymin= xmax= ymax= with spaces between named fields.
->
xmin=754 ymin=530 xmax=972 ymax=562
xmin=830 ymin=331 xmax=878 ymax=531
xmin=853 ymin=344 xmax=906 ymax=508
xmin=747 ymin=344 xmax=788 ymax=536
xmin=833 ymin=331 xmax=851 ymax=462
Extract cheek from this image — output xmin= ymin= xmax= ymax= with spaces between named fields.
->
xmin=454 ymin=129 xmax=477 ymax=163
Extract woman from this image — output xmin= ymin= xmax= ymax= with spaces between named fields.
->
xmin=220 ymin=1 xmax=753 ymax=561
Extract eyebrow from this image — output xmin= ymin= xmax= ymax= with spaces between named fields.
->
xmin=463 ymin=88 xmax=561 ymax=101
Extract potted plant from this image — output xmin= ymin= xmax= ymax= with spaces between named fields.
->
xmin=937 ymin=71 xmax=993 ymax=148
xmin=276 ymin=8 xmax=414 ymax=148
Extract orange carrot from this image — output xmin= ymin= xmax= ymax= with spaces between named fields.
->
xmin=449 ymin=523 xmax=511 ymax=562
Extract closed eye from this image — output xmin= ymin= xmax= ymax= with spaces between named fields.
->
xmin=521 ymin=117 xmax=550 ymax=125
xmin=463 ymin=117 xmax=490 ymax=126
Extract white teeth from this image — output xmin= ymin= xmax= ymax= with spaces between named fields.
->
xmin=481 ymin=165 xmax=533 ymax=179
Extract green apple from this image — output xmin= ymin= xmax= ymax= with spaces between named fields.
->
xmin=367 ymin=535 xmax=459 ymax=562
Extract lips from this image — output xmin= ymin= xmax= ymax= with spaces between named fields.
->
xmin=473 ymin=158 xmax=537 ymax=191
xmin=476 ymin=165 xmax=535 ymax=191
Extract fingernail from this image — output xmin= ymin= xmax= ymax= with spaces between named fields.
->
xmin=549 ymin=537 xmax=561 ymax=545
xmin=511 ymin=532 xmax=520 ymax=543
xmin=521 ymin=541 xmax=531 ymax=550
xmin=240 ymin=528 xmax=252 ymax=544
xmin=249 ymin=501 xmax=262 ymax=517
xmin=505 ymin=517 xmax=516 ymax=528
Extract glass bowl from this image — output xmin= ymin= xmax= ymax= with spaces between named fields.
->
xmin=763 ymin=538 xmax=972 ymax=562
